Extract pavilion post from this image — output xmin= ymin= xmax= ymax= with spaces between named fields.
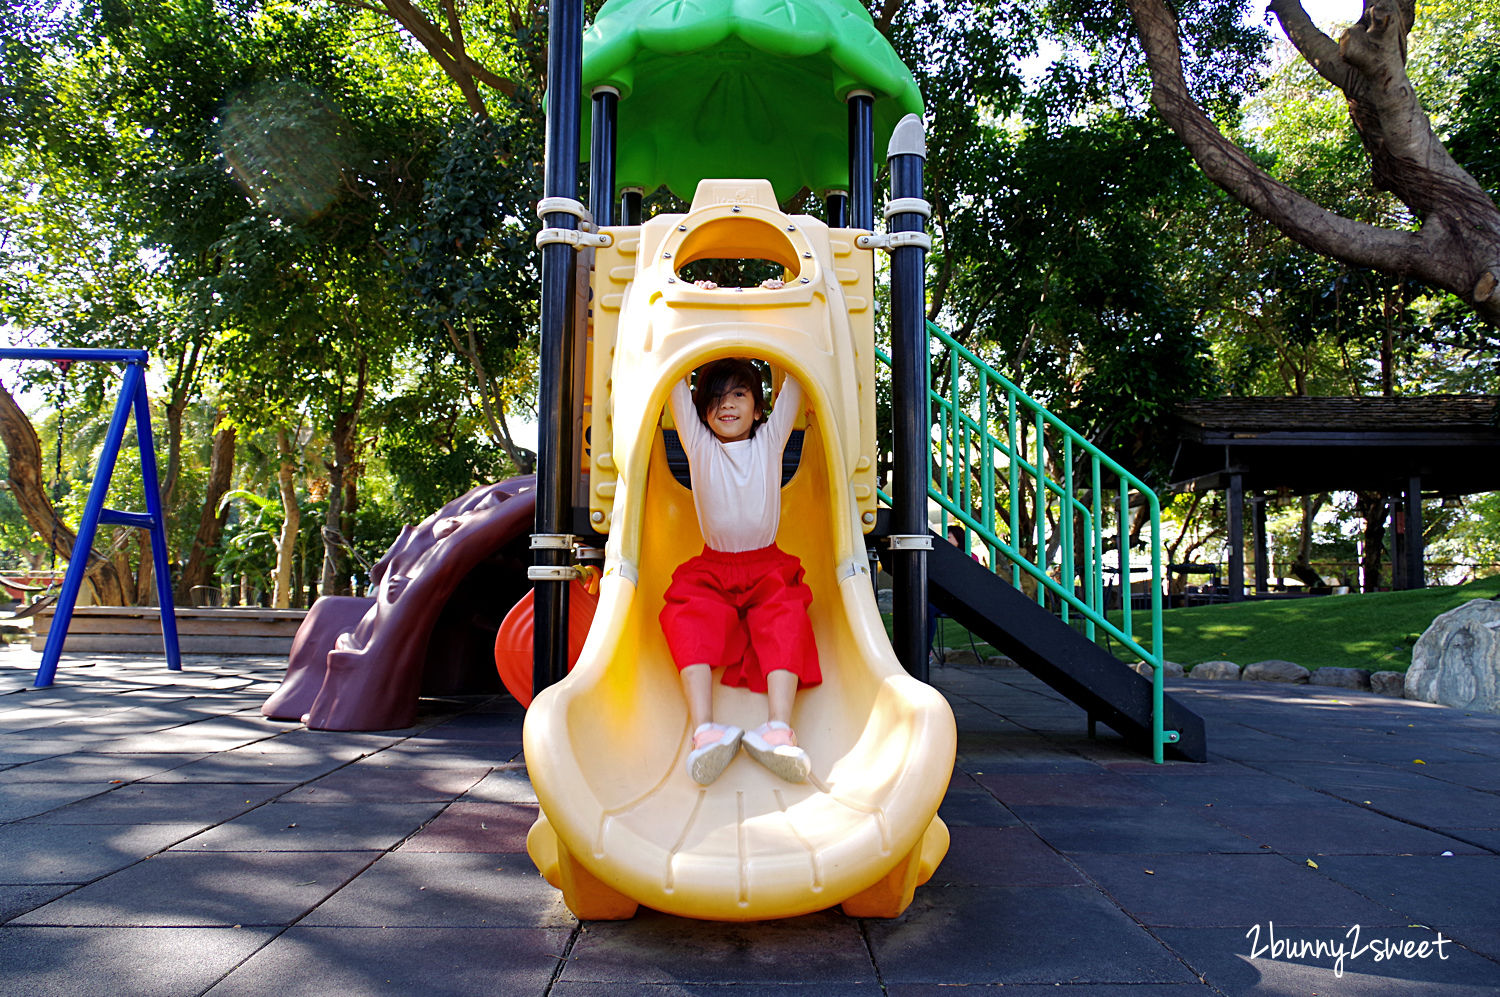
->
xmin=1252 ymin=494 xmax=1268 ymax=595
xmin=1389 ymin=495 xmax=1406 ymax=591
xmin=1406 ymin=476 xmax=1425 ymax=590
xmin=1227 ymin=473 xmax=1245 ymax=602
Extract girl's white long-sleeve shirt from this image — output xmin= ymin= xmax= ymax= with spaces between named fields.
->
xmin=668 ymin=375 xmax=804 ymax=553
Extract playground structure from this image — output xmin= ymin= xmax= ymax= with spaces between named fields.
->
xmin=522 ymin=175 xmax=956 ymax=920
xmin=512 ymin=0 xmax=962 ymax=921
xmin=262 ymin=0 xmax=1205 ymax=920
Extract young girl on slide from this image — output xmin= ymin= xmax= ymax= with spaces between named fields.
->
xmin=659 ymin=352 xmax=821 ymax=786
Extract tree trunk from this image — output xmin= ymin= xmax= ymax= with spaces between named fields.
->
xmin=1290 ymin=492 xmax=1329 ymax=587
xmin=271 ymin=427 xmax=300 ymax=609
xmin=340 ymin=430 xmax=360 ymax=596
xmin=321 ymin=356 xmax=368 ymax=599
xmin=320 ymin=446 xmax=347 ymax=598
xmin=1356 ymin=490 xmax=1388 ymax=591
xmin=348 ymin=0 xmax=518 ymax=117
xmin=1127 ymin=0 xmax=1500 ymax=326
xmin=442 ymin=318 xmax=534 ymax=473
xmin=176 ymin=418 xmax=236 ymax=605
xmin=159 ymin=335 xmax=204 ymax=510
xmin=0 ymin=381 xmax=130 ymax=604
xmin=134 ymin=531 xmax=153 ymax=604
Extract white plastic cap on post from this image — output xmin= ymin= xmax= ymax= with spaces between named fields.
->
xmin=888 ymin=114 xmax=926 ymax=160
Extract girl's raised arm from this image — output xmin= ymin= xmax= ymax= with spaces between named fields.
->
xmin=764 ymin=374 xmax=804 ymax=451
xmin=668 ymin=377 xmax=711 ymax=451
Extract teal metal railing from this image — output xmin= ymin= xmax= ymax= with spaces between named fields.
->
xmin=878 ymin=320 xmax=1174 ymax=762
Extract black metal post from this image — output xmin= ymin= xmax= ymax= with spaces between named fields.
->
xmin=589 ymin=86 xmax=618 ymax=227
xmin=620 ymin=186 xmax=643 ymax=225
xmin=888 ymin=114 xmax=929 ymax=681
xmin=1227 ymin=473 xmax=1244 ymax=602
xmin=1406 ymin=476 xmax=1425 ymax=590
xmin=825 ymin=190 xmax=849 ymax=228
xmin=534 ymin=0 xmax=584 ymax=697
xmin=847 ymin=91 xmax=874 ymax=230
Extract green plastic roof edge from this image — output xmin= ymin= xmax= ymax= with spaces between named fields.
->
xmin=575 ymin=0 xmax=923 ymax=203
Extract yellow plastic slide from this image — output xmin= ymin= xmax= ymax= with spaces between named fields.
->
xmin=523 ymin=180 xmax=956 ymax=921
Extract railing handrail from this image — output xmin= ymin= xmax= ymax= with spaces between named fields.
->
xmin=878 ymin=321 xmax=1173 ymax=762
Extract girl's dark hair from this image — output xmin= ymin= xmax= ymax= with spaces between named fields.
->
xmin=692 ymin=358 xmax=768 ymax=436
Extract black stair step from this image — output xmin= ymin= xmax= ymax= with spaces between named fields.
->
xmin=920 ymin=536 xmax=1207 ymax=763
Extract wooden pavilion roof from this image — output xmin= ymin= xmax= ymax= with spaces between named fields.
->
xmin=1167 ymin=395 xmax=1500 ymax=496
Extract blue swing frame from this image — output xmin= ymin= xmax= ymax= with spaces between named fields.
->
xmin=1 ymin=348 xmax=181 ymax=686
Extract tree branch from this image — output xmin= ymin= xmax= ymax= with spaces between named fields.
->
xmin=874 ymin=0 xmax=905 ymax=33
xmin=1265 ymin=0 xmax=1349 ymax=90
xmin=1127 ymin=0 xmax=1500 ymax=325
xmin=336 ymin=0 xmax=517 ymax=117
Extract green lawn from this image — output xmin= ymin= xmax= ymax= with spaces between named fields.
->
xmin=922 ymin=575 xmax=1500 ymax=672
xmin=1126 ymin=575 xmax=1500 ymax=672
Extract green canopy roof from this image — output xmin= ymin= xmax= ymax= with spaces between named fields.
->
xmin=577 ymin=0 xmax=923 ymax=203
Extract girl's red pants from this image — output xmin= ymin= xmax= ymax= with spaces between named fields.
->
xmin=659 ymin=544 xmax=821 ymax=693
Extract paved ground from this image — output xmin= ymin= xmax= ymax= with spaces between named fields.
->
xmin=2 ymin=645 xmax=1499 ymax=996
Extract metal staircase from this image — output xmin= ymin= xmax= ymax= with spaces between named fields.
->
xmin=879 ymin=322 xmax=1205 ymax=762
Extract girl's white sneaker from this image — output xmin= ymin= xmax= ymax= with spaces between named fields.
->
xmin=686 ymin=722 xmax=743 ymax=785
xmin=743 ymin=721 xmax=811 ymax=783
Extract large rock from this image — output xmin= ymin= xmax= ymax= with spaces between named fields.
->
xmin=1310 ymin=667 xmax=1371 ymax=690
xmin=1243 ymin=659 xmax=1310 ymax=684
xmin=1132 ymin=660 xmax=1185 ymax=680
xmin=1407 ymin=598 xmax=1500 ymax=712
xmin=1190 ymin=660 xmax=1242 ymax=681
xmin=1370 ymin=671 xmax=1406 ymax=698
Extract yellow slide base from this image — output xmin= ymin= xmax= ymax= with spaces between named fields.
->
xmin=528 ymin=814 xmax=640 ymax=921
xmin=840 ymin=814 xmax=949 ymax=918
xmin=530 ymin=808 xmax=949 ymax=922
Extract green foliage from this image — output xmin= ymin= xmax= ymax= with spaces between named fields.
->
xmin=216 ymin=487 xmax=282 ymax=597
xmin=388 ymin=113 xmax=543 ymax=386
xmin=1428 ymin=493 xmax=1500 ymax=581
xmin=372 ymin=377 xmax=515 ymax=517
xmin=1443 ymin=31 xmax=1500 ymax=199
xmin=931 ymin=112 xmax=1215 ymax=474
xmin=1208 ymin=2 xmax=1500 ymax=397
xmin=1021 ymin=0 xmax=1268 ymax=120
xmin=5 ymin=0 xmax=1499 ymax=605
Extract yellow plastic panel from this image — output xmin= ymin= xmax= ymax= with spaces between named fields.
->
xmin=526 ymin=179 xmax=955 ymax=921
xmin=586 ymin=229 xmax=640 ymax=532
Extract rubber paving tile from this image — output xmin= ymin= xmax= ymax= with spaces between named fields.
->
xmin=203 ymin=926 xmax=570 ymax=997
xmin=0 ymin=925 xmax=279 ymax=997
xmin=864 ymin=884 xmax=1197 ymax=985
xmin=0 ymin=822 xmax=204 ymax=883
xmin=9 ymin=850 xmax=375 ymax=927
xmin=561 ymin=909 xmax=876 ymax=985
xmin=301 ymin=851 xmax=573 ymax=929
xmin=4 ymin=651 xmax=1500 ymax=995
